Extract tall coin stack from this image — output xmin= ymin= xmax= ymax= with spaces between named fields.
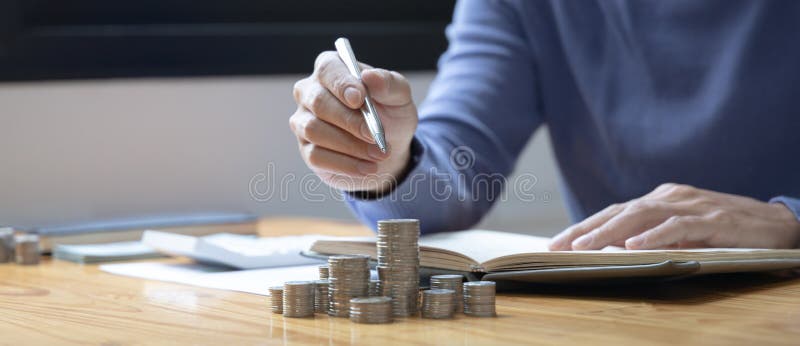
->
xmin=377 ymin=219 xmax=420 ymax=317
xmin=0 ymin=228 xmax=14 ymax=263
xmin=429 ymin=274 xmax=464 ymax=313
xmin=328 ymin=255 xmax=370 ymax=317
xmin=14 ymin=234 xmax=40 ymax=265
xmin=463 ymin=281 xmax=496 ymax=317
xmin=421 ymin=289 xmax=455 ymax=319
xmin=269 ymin=286 xmax=284 ymax=314
xmin=349 ymin=297 xmax=393 ymax=324
xmin=282 ymin=281 xmax=315 ymax=318
xmin=313 ymin=280 xmax=330 ymax=313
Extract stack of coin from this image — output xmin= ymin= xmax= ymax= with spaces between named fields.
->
xmin=0 ymin=228 xmax=14 ymax=263
xmin=313 ymin=280 xmax=330 ymax=313
xmin=14 ymin=234 xmax=39 ymax=265
xmin=269 ymin=286 xmax=284 ymax=314
xmin=429 ymin=274 xmax=464 ymax=313
xmin=376 ymin=219 xmax=420 ymax=316
xmin=318 ymin=265 xmax=329 ymax=279
xmin=327 ymin=255 xmax=370 ymax=317
xmin=368 ymin=280 xmax=381 ymax=296
xmin=463 ymin=281 xmax=496 ymax=317
xmin=421 ymin=289 xmax=455 ymax=319
xmin=349 ymin=297 xmax=393 ymax=324
xmin=282 ymin=281 xmax=315 ymax=318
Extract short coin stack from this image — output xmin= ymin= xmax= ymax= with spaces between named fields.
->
xmin=421 ymin=289 xmax=455 ymax=319
xmin=429 ymin=275 xmax=464 ymax=313
xmin=313 ymin=280 xmax=330 ymax=313
xmin=269 ymin=286 xmax=284 ymax=314
xmin=0 ymin=228 xmax=14 ymax=263
xmin=349 ymin=297 xmax=393 ymax=324
xmin=283 ymin=281 xmax=315 ymax=318
xmin=463 ymin=281 xmax=496 ymax=317
xmin=377 ymin=219 xmax=420 ymax=316
xmin=318 ymin=265 xmax=329 ymax=279
xmin=327 ymin=255 xmax=370 ymax=317
xmin=14 ymin=234 xmax=40 ymax=265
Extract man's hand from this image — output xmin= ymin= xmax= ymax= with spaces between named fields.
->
xmin=290 ymin=51 xmax=418 ymax=193
xmin=549 ymin=183 xmax=800 ymax=250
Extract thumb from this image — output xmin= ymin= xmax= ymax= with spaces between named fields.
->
xmin=361 ymin=68 xmax=413 ymax=107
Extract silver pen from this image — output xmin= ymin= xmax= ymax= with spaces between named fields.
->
xmin=334 ymin=37 xmax=388 ymax=153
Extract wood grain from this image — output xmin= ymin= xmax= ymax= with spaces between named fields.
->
xmin=0 ymin=218 xmax=798 ymax=345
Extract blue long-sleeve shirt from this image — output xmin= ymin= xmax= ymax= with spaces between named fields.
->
xmin=346 ymin=0 xmax=800 ymax=234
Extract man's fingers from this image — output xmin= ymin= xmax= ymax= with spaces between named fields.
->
xmin=296 ymin=83 xmax=373 ymax=142
xmin=291 ymin=110 xmax=388 ymax=162
xmin=549 ymin=203 xmax=626 ymax=250
xmin=314 ymin=51 xmax=367 ymax=109
xmin=625 ymin=215 xmax=708 ymax=249
xmin=570 ymin=201 xmax=673 ymax=250
xmin=361 ymin=68 xmax=413 ymax=107
xmin=301 ymin=143 xmax=378 ymax=177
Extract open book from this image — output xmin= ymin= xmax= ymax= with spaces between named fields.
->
xmin=310 ymin=230 xmax=800 ymax=283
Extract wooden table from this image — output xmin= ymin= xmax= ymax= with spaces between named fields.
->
xmin=1 ymin=218 xmax=798 ymax=345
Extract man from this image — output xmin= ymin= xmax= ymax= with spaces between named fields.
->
xmin=290 ymin=0 xmax=800 ymax=250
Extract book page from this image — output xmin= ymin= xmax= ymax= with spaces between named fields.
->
xmin=420 ymin=230 xmax=552 ymax=264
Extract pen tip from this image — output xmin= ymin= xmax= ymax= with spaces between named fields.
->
xmin=375 ymin=136 xmax=388 ymax=154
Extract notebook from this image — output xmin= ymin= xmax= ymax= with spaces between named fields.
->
xmin=142 ymin=231 xmax=327 ymax=269
xmin=309 ymin=230 xmax=800 ymax=283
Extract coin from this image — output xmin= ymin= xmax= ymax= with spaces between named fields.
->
xmin=0 ymin=228 xmax=14 ymax=263
xmin=283 ymin=281 xmax=315 ymax=318
xmin=319 ymin=265 xmax=329 ymax=279
xmin=430 ymin=274 xmax=464 ymax=313
xmin=14 ymin=234 xmax=39 ymax=265
xmin=349 ymin=296 xmax=393 ymax=324
xmin=368 ymin=280 xmax=381 ymax=296
xmin=268 ymin=286 xmax=284 ymax=314
xmin=313 ymin=280 xmax=330 ymax=313
xmin=463 ymin=281 xmax=496 ymax=317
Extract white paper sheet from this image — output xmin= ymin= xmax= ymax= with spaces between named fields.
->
xmin=100 ymin=262 xmax=323 ymax=295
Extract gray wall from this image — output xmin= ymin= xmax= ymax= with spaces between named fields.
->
xmin=0 ymin=73 xmax=570 ymax=235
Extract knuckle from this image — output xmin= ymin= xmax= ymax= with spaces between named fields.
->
xmin=707 ymin=210 xmax=731 ymax=224
xmin=301 ymin=118 xmax=322 ymax=141
xmin=292 ymin=79 xmax=305 ymax=102
xmin=307 ymin=88 xmax=327 ymax=114
xmin=304 ymin=144 xmax=323 ymax=167
xmin=314 ymin=51 xmax=337 ymax=71
xmin=665 ymin=215 xmax=684 ymax=226
xmin=656 ymin=182 xmax=678 ymax=192
xmin=627 ymin=200 xmax=656 ymax=213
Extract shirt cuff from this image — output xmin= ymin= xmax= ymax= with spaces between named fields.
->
xmin=769 ymin=196 xmax=800 ymax=223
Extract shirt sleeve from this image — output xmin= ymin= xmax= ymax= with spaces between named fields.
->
xmin=769 ymin=196 xmax=800 ymax=248
xmin=345 ymin=0 xmax=543 ymax=234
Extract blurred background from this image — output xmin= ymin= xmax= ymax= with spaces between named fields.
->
xmin=0 ymin=0 xmax=569 ymax=236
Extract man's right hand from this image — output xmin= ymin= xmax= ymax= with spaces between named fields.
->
xmin=290 ymin=51 xmax=418 ymax=193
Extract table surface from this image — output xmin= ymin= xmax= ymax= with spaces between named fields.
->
xmin=1 ymin=218 xmax=799 ymax=345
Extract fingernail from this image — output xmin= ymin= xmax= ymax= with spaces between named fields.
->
xmin=572 ymin=234 xmax=593 ymax=249
xmin=360 ymin=123 xmax=375 ymax=143
xmin=357 ymin=161 xmax=377 ymax=175
xmin=344 ymin=87 xmax=362 ymax=108
xmin=626 ymin=237 xmax=644 ymax=249
xmin=367 ymin=145 xmax=387 ymax=160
